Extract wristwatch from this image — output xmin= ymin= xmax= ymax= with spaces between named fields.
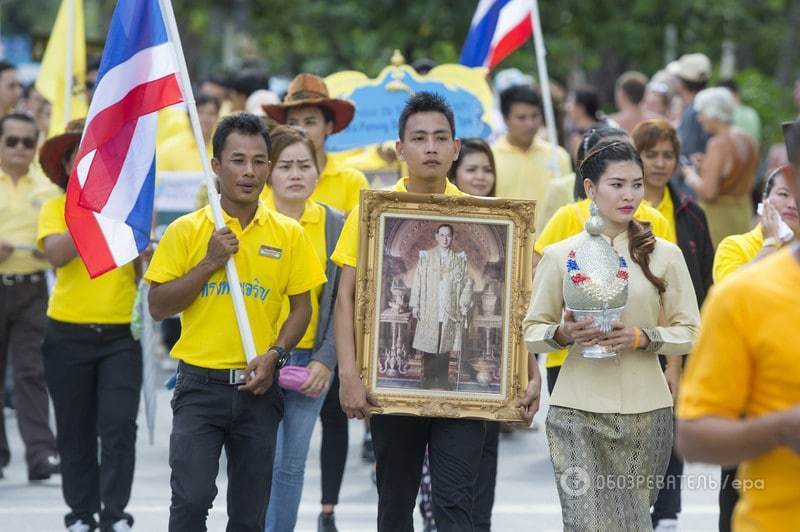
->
xmin=269 ymin=345 xmax=289 ymax=369
xmin=763 ymin=237 xmax=782 ymax=249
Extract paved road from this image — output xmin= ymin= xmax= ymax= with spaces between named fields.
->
xmin=1 ymin=369 xmax=721 ymax=531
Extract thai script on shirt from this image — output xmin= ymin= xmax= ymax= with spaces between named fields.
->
xmin=200 ymin=278 xmax=270 ymax=301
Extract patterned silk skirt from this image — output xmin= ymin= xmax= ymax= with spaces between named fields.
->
xmin=546 ymin=406 xmax=673 ymax=531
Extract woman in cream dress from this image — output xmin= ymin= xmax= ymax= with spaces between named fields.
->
xmin=524 ymin=141 xmax=700 ymax=531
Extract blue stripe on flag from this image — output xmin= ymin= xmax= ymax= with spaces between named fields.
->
xmin=97 ymin=0 xmax=169 ymax=83
xmin=126 ymin=158 xmax=156 ymax=252
xmin=459 ymin=0 xmax=512 ymax=67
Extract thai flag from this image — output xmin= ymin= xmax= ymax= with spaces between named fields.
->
xmin=459 ymin=0 xmax=534 ymax=70
xmin=66 ymin=0 xmax=183 ymax=278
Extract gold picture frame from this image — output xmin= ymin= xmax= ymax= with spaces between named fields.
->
xmin=355 ymin=190 xmax=535 ymax=422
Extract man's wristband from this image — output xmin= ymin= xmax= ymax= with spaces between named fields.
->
xmin=268 ymin=345 xmax=289 ymax=369
xmin=763 ymin=237 xmax=782 ymax=249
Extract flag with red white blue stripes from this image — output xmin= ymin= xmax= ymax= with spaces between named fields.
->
xmin=459 ymin=0 xmax=534 ymax=70
xmin=66 ymin=0 xmax=184 ymax=278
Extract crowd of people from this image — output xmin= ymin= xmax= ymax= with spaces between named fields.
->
xmin=0 ymin=46 xmax=798 ymax=532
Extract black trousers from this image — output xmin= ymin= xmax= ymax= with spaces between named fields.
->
xmin=168 ymin=366 xmax=284 ymax=532
xmin=472 ymin=421 xmax=499 ymax=532
xmin=319 ymin=371 xmax=348 ymax=506
xmin=0 ymin=278 xmax=58 ymax=472
xmin=42 ymin=319 xmax=142 ymax=531
xmin=371 ymin=414 xmax=485 ymax=532
xmin=651 ymin=446 xmax=684 ymax=524
xmin=719 ymin=466 xmax=739 ymax=532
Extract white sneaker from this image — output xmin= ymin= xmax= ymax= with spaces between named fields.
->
xmin=111 ymin=520 xmax=132 ymax=532
xmin=67 ymin=521 xmax=91 ymax=532
xmin=654 ymin=518 xmax=679 ymax=532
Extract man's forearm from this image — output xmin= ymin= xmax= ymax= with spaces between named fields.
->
xmin=676 ymin=413 xmax=785 ymax=466
xmin=334 ymin=267 xmax=359 ymax=379
xmin=273 ymin=293 xmax=311 ymax=352
xmin=148 ymin=259 xmax=219 ymax=321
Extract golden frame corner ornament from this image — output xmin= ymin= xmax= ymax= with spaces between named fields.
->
xmin=355 ymin=190 xmax=535 ymax=422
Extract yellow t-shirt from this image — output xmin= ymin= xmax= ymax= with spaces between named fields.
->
xmin=268 ymin=198 xmax=327 ymax=350
xmin=491 ymin=135 xmax=572 ymax=206
xmin=677 ymin=249 xmax=800 ymax=532
xmin=0 ymin=171 xmax=59 ymax=274
xmin=144 ymin=203 xmax=327 ymax=369
xmin=713 ymin=225 xmax=763 ymax=283
xmin=653 ymin=188 xmax=677 ymax=239
xmin=536 ymin=197 xmax=676 ymax=368
xmin=262 ymin=158 xmax=369 ymax=213
xmin=157 ymin=130 xmax=213 ymax=173
xmin=332 ymin=177 xmax=464 ymax=269
xmin=36 ymin=195 xmax=137 ymax=323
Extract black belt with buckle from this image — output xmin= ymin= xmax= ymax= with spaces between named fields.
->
xmin=0 ymin=271 xmax=45 ymax=286
xmin=178 ymin=360 xmax=248 ymax=385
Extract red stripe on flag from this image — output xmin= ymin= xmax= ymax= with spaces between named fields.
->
xmin=78 ymin=120 xmax=137 ymax=211
xmin=487 ymin=18 xmax=533 ymax=69
xmin=65 ymin=174 xmax=117 ymax=278
xmin=75 ymin=74 xmax=183 ymax=178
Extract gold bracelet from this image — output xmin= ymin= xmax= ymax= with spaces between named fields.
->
xmin=633 ymin=327 xmax=641 ymax=350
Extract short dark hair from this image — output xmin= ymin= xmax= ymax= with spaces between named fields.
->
xmin=500 ymin=85 xmax=542 ymax=117
xmin=616 ymin=71 xmax=648 ymax=105
xmin=574 ymin=86 xmax=601 ymax=121
xmin=436 ymin=223 xmax=454 ymax=236
xmin=0 ymin=112 xmax=38 ymax=138
xmin=196 ymin=94 xmax=221 ymax=113
xmin=212 ymin=112 xmax=271 ymax=159
xmin=228 ymin=68 xmax=269 ymax=98
xmin=680 ymin=77 xmax=707 ymax=94
xmin=717 ymin=78 xmax=739 ymax=95
xmin=398 ymin=92 xmax=455 ymax=140
xmin=0 ymin=60 xmax=16 ymax=77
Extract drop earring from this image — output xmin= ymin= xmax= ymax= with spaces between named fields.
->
xmin=585 ymin=197 xmax=604 ymax=236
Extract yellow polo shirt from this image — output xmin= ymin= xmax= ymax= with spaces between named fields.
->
xmin=157 ymin=131 xmax=213 ymax=173
xmin=652 ymin=187 xmax=677 ymax=238
xmin=332 ymin=177 xmax=464 ymax=269
xmin=262 ymin=158 xmax=369 ymax=213
xmin=677 ymin=249 xmax=800 ymax=532
xmin=535 ymin=198 xmax=676 ymax=368
xmin=266 ymin=198 xmax=327 ymax=350
xmin=713 ymin=225 xmax=763 ymax=283
xmin=145 ymin=203 xmax=326 ymax=369
xmin=0 ymin=171 xmax=59 ymax=274
xmin=491 ymin=135 xmax=571 ymax=207
xmin=36 ymin=195 xmax=137 ymax=323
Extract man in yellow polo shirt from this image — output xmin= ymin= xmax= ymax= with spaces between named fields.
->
xmin=333 ymin=92 xmax=542 ymax=531
xmin=0 ymin=112 xmax=60 ymax=482
xmin=263 ymin=73 xmax=368 ymax=212
xmin=146 ymin=113 xmax=326 ymax=531
xmin=492 ymin=85 xmax=571 ymax=227
xmin=676 ymin=124 xmax=800 ymax=532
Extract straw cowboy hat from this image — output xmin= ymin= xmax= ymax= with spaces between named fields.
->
xmin=263 ymin=73 xmax=355 ymax=133
xmin=39 ymin=118 xmax=85 ymax=189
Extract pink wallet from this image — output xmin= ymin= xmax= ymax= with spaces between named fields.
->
xmin=278 ymin=366 xmax=321 ymax=398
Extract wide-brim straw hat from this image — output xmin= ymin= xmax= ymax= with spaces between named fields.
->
xmin=39 ymin=118 xmax=85 ymax=189
xmin=263 ymin=73 xmax=355 ymax=133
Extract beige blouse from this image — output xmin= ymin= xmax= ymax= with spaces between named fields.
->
xmin=524 ymin=231 xmax=700 ymax=414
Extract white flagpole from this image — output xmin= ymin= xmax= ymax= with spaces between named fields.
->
xmin=63 ymin=0 xmax=75 ymax=125
xmin=157 ymin=0 xmax=259 ymax=363
xmin=529 ymin=0 xmax=561 ymax=178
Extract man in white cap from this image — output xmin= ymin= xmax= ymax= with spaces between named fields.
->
xmin=667 ymin=53 xmax=712 ymax=158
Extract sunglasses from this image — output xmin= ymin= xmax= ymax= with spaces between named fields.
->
xmin=3 ymin=136 xmax=37 ymax=149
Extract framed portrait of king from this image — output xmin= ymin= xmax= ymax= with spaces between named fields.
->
xmin=355 ymin=190 xmax=535 ymax=422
